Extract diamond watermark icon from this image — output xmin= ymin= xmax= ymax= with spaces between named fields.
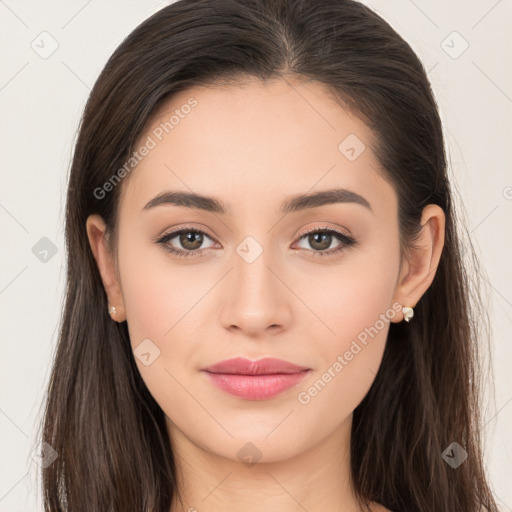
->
xmin=133 ymin=338 xmax=161 ymax=366
xmin=237 ymin=442 xmax=263 ymax=468
xmin=338 ymin=133 xmax=366 ymax=161
xmin=441 ymin=31 xmax=469 ymax=59
xmin=30 ymin=31 xmax=59 ymax=59
xmin=441 ymin=441 xmax=468 ymax=468
xmin=32 ymin=442 xmax=58 ymax=468
xmin=236 ymin=236 xmax=263 ymax=264
xmin=32 ymin=237 xmax=58 ymax=263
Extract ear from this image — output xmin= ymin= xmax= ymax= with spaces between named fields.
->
xmin=391 ymin=204 xmax=445 ymax=323
xmin=86 ymin=214 xmax=126 ymax=322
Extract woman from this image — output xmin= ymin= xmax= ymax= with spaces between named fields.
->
xmin=38 ymin=0 xmax=498 ymax=510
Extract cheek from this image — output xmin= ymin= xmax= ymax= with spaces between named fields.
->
xmin=116 ymin=233 xmax=221 ymax=389
xmin=117 ymin=231 xmax=207 ymax=343
xmin=116 ymin=239 xmax=209 ymax=423
xmin=294 ymin=244 xmax=400 ymax=408
xmin=297 ymin=242 xmax=399 ymax=350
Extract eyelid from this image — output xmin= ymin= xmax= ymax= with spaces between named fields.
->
xmin=296 ymin=224 xmax=352 ymax=239
xmin=153 ymin=223 xmax=218 ymax=243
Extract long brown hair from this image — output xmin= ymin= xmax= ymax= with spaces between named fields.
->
xmin=36 ymin=0 xmax=498 ymax=510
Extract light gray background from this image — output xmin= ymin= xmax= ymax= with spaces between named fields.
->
xmin=1 ymin=1 xmax=511 ymax=510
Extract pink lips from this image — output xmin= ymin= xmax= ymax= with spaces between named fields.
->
xmin=201 ymin=357 xmax=311 ymax=400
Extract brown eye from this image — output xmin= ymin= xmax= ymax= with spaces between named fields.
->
xmin=156 ymin=227 xmax=216 ymax=258
xmin=307 ymin=232 xmax=333 ymax=251
xmin=294 ymin=227 xmax=357 ymax=257
xmin=178 ymin=231 xmax=204 ymax=251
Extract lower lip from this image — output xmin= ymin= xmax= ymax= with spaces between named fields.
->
xmin=202 ymin=370 xmax=311 ymax=400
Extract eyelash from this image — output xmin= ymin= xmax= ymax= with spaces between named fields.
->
xmin=155 ymin=225 xmax=357 ymax=259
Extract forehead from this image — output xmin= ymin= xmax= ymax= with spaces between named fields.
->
xmin=119 ymin=77 xmax=396 ymax=218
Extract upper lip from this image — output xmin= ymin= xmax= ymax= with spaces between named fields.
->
xmin=202 ymin=357 xmax=310 ymax=375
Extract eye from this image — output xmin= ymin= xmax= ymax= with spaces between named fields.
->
xmin=156 ymin=225 xmax=357 ymax=259
xmin=293 ymin=226 xmax=357 ymax=257
xmin=156 ymin=226 xmax=217 ymax=258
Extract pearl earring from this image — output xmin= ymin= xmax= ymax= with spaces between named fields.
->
xmin=402 ymin=305 xmax=414 ymax=323
xmin=109 ymin=306 xmax=117 ymax=318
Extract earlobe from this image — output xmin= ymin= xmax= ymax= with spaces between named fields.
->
xmin=391 ymin=204 xmax=446 ymax=323
xmin=85 ymin=214 xmax=126 ymax=322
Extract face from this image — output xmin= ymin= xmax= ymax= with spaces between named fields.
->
xmin=107 ymin=77 xmax=406 ymax=463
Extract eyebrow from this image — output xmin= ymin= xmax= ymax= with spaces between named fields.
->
xmin=142 ymin=188 xmax=372 ymax=215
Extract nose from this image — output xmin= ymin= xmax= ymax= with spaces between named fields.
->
xmin=219 ymin=242 xmax=293 ymax=337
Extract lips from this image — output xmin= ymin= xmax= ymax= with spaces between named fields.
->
xmin=202 ymin=357 xmax=310 ymax=375
xmin=201 ymin=357 xmax=311 ymax=400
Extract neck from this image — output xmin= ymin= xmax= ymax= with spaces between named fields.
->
xmin=167 ymin=414 xmax=369 ymax=512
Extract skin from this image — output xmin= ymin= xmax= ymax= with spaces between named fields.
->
xmin=86 ymin=76 xmax=445 ymax=512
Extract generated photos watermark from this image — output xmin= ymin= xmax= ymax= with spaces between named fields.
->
xmin=297 ymin=301 xmax=403 ymax=405
xmin=93 ymin=97 xmax=198 ymax=200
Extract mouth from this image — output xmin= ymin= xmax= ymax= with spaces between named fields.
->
xmin=201 ymin=357 xmax=312 ymax=400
